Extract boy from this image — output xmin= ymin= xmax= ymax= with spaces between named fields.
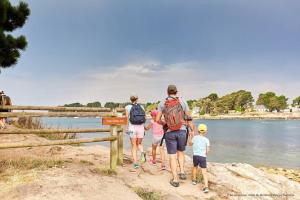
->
xmin=190 ymin=123 xmax=210 ymax=193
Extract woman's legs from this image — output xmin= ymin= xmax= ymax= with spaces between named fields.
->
xmin=137 ymin=138 xmax=144 ymax=153
xmin=159 ymin=145 xmax=165 ymax=166
xmin=130 ymin=138 xmax=138 ymax=164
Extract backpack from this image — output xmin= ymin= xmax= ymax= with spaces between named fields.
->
xmin=129 ymin=104 xmax=146 ymax=125
xmin=163 ymin=97 xmax=185 ymax=131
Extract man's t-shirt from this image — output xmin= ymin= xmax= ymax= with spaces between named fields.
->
xmin=192 ymin=135 xmax=210 ymax=157
xmin=158 ymin=95 xmax=189 ymax=132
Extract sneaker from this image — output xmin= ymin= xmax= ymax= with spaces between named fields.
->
xmin=192 ymin=180 xmax=197 ymax=185
xmin=140 ymin=152 xmax=146 ymax=163
xmin=133 ymin=163 xmax=140 ymax=169
xmin=203 ymin=187 xmax=209 ymax=193
xmin=179 ymin=173 xmax=187 ymax=180
xmin=169 ymin=180 xmax=180 ymax=187
xmin=149 ymin=159 xmax=156 ymax=165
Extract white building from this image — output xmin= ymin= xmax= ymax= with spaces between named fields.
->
xmin=254 ymin=105 xmax=268 ymax=112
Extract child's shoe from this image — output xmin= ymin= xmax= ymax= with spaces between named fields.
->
xmin=133 ymin=163 xmax=140 ymax=169
xmin=192 ymin=180 xmax=197 ymax=185
xmin=203 ymin=187 xmax=209 ymax=193
xmin=149 ymin=159 xmax=156 ymax=165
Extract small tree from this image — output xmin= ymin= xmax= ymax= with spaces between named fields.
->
xmin=0 ymin=0 xmax=30 ymax=72
xmin=292 ymin=96 xmax=300 ymax=107
xmin=256 ymin=92 xmax=288 ymax=112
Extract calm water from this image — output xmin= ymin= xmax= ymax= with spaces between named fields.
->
xmin=41 ymin=118 xmax=300 ymax=169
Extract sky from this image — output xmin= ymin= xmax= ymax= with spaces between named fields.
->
xmin=1 ymin=0 xmax=300 ymax=105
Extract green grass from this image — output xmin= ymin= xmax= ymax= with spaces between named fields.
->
xmin=133 ymin=187 xmax=161 ymax=200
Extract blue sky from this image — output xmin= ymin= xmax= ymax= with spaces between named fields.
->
xmin=1 ymin=0 xmax=300 ymax=105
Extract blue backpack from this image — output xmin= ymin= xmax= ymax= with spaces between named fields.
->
xmin=129 ymin=104 xmax=146 ymax=125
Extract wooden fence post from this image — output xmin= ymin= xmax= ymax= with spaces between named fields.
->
xmin=117 ymin=125 xmax=123 ymax=165
xmin=110 ymin=125 xmax=118 ymax=170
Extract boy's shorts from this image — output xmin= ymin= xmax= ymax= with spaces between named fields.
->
xmin=129 ymin=124 xmax=145 ymax=139
xmin=165 ymin=130 xmax=187 ymax=154
xmin=193 ymin=155 xmax=207 ymax=168
xmin=152 ymin=135 xmax=163 ymax=146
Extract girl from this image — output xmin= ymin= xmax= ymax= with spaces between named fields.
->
xmin=145 ymin=110 xmax=166 ymax=170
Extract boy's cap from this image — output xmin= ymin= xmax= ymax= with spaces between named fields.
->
xmin=167 ymin=85 xmax=177 ymax=94
xmin=198 ymin=124 xmax=207 ymax=132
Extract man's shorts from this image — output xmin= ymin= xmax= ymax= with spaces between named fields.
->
xmin=129 ymin=124 xmax=145 ymax=139
xmin=193 ymin=155 xmax=207 ymax=168
xmin=152 ymin=135 xmax=163 ymax=146
xmin=165 ymin=130 xmax=187 ymax=154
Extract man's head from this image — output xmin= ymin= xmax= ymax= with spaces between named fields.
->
xmin=0 ymin=91 xmax=4 ymax=95
xmin=130 ymin=94 xmax=138 ymax=103
xmin=167 ymin=85 xmax=177 ymax=95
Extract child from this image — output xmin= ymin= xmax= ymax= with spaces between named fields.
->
xmin=190 ymin=123 xmax=210 ymax=193
xmin=145 ymin=110 xmax=166 ymax=170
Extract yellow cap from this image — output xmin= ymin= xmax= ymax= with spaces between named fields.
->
xmin=198 ymin=124 xmax=207 ymax=133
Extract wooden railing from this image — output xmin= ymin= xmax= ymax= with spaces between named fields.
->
xmin=0 ymin=105 xmax=126 ymax=170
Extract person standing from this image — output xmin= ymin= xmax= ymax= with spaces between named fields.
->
xmin=0 ymin=91 xmax=12 ymax=129
xmin=125 ymin=94 xmax=147 ymax=169
xmin=156 ymin=85 xmax=195 ymax=187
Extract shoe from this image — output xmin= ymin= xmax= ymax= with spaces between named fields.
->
xmin=192 ymin=180 xmax=197 ymax=185
xmin=161 ymin=164 xmax=166 ymax=170
xmin=169 ymin=180 xmax=179 ymax=187
xmin=149 ymin=159 xmax=156 ymax=165
xmin=140 ymin=152 xmax=146 ymax=163
xmin=203 ymin=187 xmax=209 ymax=193
xmin=133 ymin=163 xmax=140 ymax=169
xmin=179 ymin=173 xmax=187 ymax=180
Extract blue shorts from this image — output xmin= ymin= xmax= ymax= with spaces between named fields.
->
xmin=193 ymin=155 xmax=207 ymax=168
xmin=165 ymin=130 xmax=187 ymax=154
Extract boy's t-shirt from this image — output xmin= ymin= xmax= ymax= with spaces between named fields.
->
xmin=192 ymin=135 xmax=210 ymax=157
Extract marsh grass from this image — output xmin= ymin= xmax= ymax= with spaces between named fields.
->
xmin=79 ymin=160 xmax=94 ymax=166
xmin=13 ymin=117 xmax=76 ymax=140
xmin=196 ymin=170 xmax=204 ymax=183
xmin=0 ymin=157 xmax=65 ymax=181
xmin=133 ymin=187 xmax=161 ymax=200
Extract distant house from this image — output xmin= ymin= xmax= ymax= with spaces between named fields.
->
xmin=192 ymin=107 xmax=200 ymax=117
xmin=254 ymin=105 xmax=268 ymax=112
xmin=291 ymin=106 xmax=300 ymax=113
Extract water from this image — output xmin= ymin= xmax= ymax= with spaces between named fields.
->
xmin=41 ymin=118 xmax=300 ymax=169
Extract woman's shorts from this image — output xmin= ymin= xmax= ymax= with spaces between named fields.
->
xmin=129 ymin=124 xmax=145 ymax=139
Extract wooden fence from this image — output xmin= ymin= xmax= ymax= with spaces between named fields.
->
xmin=0 ymin=105 xmax=126 ymax=170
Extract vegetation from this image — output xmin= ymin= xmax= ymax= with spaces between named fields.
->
xmin=64 ymin=102 xmax=84 ymax=107
xmin=133 ymin=187 xmax=161 ymax=200
xmin=0 ymin=0 xmax=30 ymax=72
xmin=89 ymin=167 xmax=117 ymax=176
xmin=86 ymin=101 xmax=101 ymax=107
xmin=292 ymin=96 xmax=300 ymax=107
xmin=256 ymin=92 xmax=288 ymax=112
xmin=195 ymin=90 xmax=253 ymax=115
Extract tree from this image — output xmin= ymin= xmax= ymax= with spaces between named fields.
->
xmin=0 ymin=0 xmax=30 ymax=72
xmin=64 ymin=102 xmax=84 ymax=107
xmin=292 ymin=96 xmax=300 ymax=107
xmin=86 ymin=101 xmax=101 ymax=107
xmin=256 ymin=92 xmax=288 ymax=112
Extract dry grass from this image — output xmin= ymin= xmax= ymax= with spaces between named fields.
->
xmin=196 ymin=170 xmax=204 ymax=183
xmin=13 ymin=117 xmax=76 ymax=140
xmin=0 ymin=157 xmax=65 ymax=181
xmin=79 ymin=160 xmax=94 ymax=166
xmin=89 ymin=167 xmax=117 ymax=176
xmin=133 ymin=187 xmax=161 ymax=200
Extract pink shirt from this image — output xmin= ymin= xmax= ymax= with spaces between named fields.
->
xmin=151 ymin=120 xmax=164 ymax=136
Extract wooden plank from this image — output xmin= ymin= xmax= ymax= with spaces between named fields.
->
xmin=0 ymin=112 xmax=117 ymax=118
xmin=117 ymin=126 xmax=123 ymax=165
xmin=0 ymin=105 xmax=111 ymax=112
xmin=110 ymin=125 xmax=118 ymax=170
xmin=102 ymin=117 xmax=127 ymax=125
xmin=0 ymin=128 xmax=111 ymax=134
xmin=0 ymin=136 xmax=116 ymax=149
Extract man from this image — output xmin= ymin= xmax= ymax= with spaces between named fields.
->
xmin=125 ymin=94 xmax=147 ymax=169
xmin=156 ymin=85 xmax=195 ymax=187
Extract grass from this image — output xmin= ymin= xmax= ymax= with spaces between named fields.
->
xmin=196 ymin=170 xmax=204 ymax=183
xmin=79 ymin=160 xmax=94 ymax=166
xmin=133 ymin=187 xmax=161 ymax=200
xmin=89 ymin=167 xmax=117 ymax=176
xmin=13 ymin=117 xmax=76 ymax=140
xmin=0 ymin=157 xmax=66 ymax=181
